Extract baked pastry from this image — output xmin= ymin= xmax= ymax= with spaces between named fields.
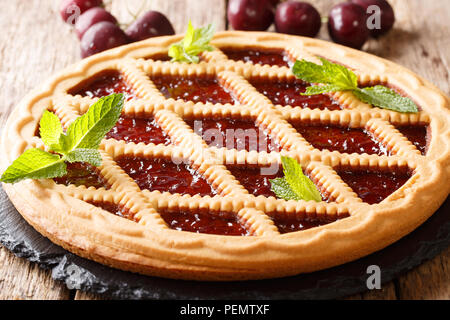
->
xmin=1 ymin=31 xmax=449 ymax=281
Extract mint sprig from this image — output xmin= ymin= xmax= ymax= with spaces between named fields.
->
xmin=168 ymin=20 xmax=215 ymax=63
xmin=292 ymin=58 xmax=419 ymax=113
xmin=0 ymin=149 xmax=67 ymax=184
xmin=39 ymin=110 xmax=63 ymax=148
xmin=1 ymin=93 xmax=124 ymax=184
xmin=270 ymin=156 xmax=322 ymax=202
xmin=353 ymin=85 xmax=419 ymax=113
xmin=293 ymin=58 xmax=358 ymax=91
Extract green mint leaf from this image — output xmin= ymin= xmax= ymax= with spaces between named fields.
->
xmin=2 ymin=94 xmax=125 ymax=184
xmin=64 ymin=149 xmax=102 ymax=167
xmin=186 ymin=22 xmax=215 ymax=49
xmin=270 ymin=177 xmax=301 ymax=201
xmin=302 ymin=84 xmax=345 ymax=96
xmin=39 ymin=110 xmax=63 ymax=149
xmin=64 ymin=93 xmax=124 ymax=152
xmin=292 ymin=58 xmax=419 ymax=113
xmin=168 ymin=42 xmax=187 ymax=62
xmin=169 ymin=21 xmax=215 ymax=63
xmin=292 ymin=58 xmax=358 ymax=91
xmin=319 ymin=58 xmax=358 ymax=89
xmin=279 ymin=156 xmax=322 ymax=202
xmin=182 ymin=20 xmax=195 ymax=46
xmin=0 ymin=148 xmax=66 ymax=184
xmin=49 ymin=133 xmax=71 ymax=154
xmin=353 ymin=86 xmax=419 ymax=113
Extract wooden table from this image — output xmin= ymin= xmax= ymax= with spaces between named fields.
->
xmin=0 ymin=0 xmax=448 ymax=300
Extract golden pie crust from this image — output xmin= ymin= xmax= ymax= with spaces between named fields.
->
xmin=1 ymin=31 xmax=449 ymax=281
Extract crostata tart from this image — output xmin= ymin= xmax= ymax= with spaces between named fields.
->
xmin=1 ymin=31 xmax=449 ymax=281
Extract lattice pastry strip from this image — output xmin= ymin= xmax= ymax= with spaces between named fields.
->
xmin=118 ymin=59 xmax=168 ymax=102
xmin=366 ymin=118 xmax=423 ymax=157
xmin=220 ymin=70 xmax=319 ymax=152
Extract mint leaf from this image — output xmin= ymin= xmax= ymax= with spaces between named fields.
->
xmin=353 ymin=86 xmax=418 ymax=113
xmin=0 ymin=148 xmax=66 ymax=184
xmin=281 ymin=157 xmax=322 ymax=203
xmin=320 ymin=58 xmax=358 ymax=89
xmin=169 ymin=21 xmax=215 ymax=63
xmin=270 ymin=177 xmax=301 ymax=201
xmin=185 ymin=22 xmax=215 ymax=51
xmin=39 ymin=110 xmax=63 ymax=149
xmin=64 ymin=93 xmax=124 ymax=152
xmin=291 ymin=58 xmax=419 ymax=113
xmin=168 ymin=43 xmax=187 ymax=62
xmin=1 ymin=94 xmax=125 ymax=184
xmin=293 ymin=58 xmax=357 ymax=91
xmin=51 ymin=133 xmax=71 ymax=154
xmin=270 ymin=157 xmax=322 ymax=202
xmin=65 ymin=149 xmax=102 ymax=167
xmin=303 ymin=84 xmax=345 ymax=96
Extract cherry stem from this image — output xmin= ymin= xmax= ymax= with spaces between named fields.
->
xmin=116 ymin=0 xmax=150 ymax=30
xmin=126 ymin=0 xmax=149 ymax=21
xmin=321 ymin=16 xmax=329 ymax=24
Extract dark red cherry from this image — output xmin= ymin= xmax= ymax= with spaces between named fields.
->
xmin=351 ymin=0 xmax=395 ymax=37
xmin=125 ymin=11 xmax=175 ymax=42
xmin=80 ymin=21 xmax=129 ymax=58
xmin=75 ymin=7 xmax=117 ymax=39
xmin=60 ymin=0 xmax=103 ymax=25
xmin=227 ymin=0 xmax=275 ymax=31
xmin=328 ymin=3 xmax=370 ymax=49
xmin=275 ymin=1 xmax=321 ymax=37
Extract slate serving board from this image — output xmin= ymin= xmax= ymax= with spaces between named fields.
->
xmin=0 ymin=185 xmax=449 ymax=300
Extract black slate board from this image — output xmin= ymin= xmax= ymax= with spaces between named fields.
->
xmin=0 ymin=185 xmax=449 ymax=300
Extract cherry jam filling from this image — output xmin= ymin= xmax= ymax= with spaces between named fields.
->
xmin=146 ymin=53 xmax=171 ymax=61
xmin=87 ymin=201 xmax=133 ymax=219
xmin=227 ymin=165 xmax=330 ymax=201
xmin=396 ymin=125 xmax=428 ymax=155
xmin=151 ymin=75 xmax=236 ymax=105
xmin=222 ymin=48 xmax=292 ymax=68
xmin=250 ymin=78 xmax=341 ymax=110
xmin=69 ymin=70 xmax=137 ymax=101
xmin=270 ymin=212 xmax=350 ymax=234
xmin=35 ymin=123 xmax=42 ymax=138
xmin=338 ymin=168 xmax=412 ymax=204
xmin=159 ymin=209 xmax=250 ymax=236
xmin=291 ymin=123 xmax=389 ymax=156
xmin=116 ymin=157 xmax=216 ymax=197
xmin=185 ymin=117 xmax=280 ymax=153
xmin=106 ymin=116 xmax=171 ymax=145
xmin=227 ymin=165 xmax=282 ymax=198
xmin=54 ymin=162 xmax=108 ymax=189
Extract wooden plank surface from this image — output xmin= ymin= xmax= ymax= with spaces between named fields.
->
xmin=0 ymin=0 xmax=448 ymax=300
xmin=0 ymin=247 xmax=70 ymax=300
